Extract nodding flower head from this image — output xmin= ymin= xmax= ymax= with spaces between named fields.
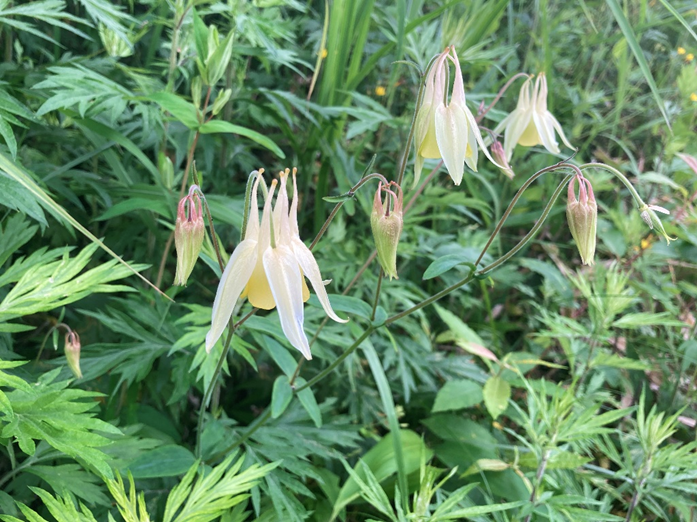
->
xmin=371 ymin=182 xmax=404 ymax=280
xmin=206 ymin=169 xmax=347 ymax=360
xmin=566 ymin=175 xmax=597 ymax=266
xmin=174 ymin=187 xmax=205 ymax=286
xmin=413 ymin=46 xmax=501 ymax=187
xmin=493 ymin=73 xmax=574 ymax=161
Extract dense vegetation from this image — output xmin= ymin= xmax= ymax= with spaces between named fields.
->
xmin=0 ymin=1 xmax=696 ymax=521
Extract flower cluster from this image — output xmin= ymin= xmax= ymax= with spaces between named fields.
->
xmin=206 ymin=169 xmax=347 ymax=360
xmin=413 ymin=46 xmax=499 ymax=186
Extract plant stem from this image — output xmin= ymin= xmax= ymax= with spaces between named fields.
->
xmin=580 ymin=162 xmax=645 ymax=208
xmin=396 ymin=67 xmax=428 ymax=187
xmin=195 ymin=308 xmax=257 ymax=458
xmin=524 ymin=448 xmax=550 ymax=522
xmin=194 ymin=187 xmax=225 ymax=272
xmin=476 ymin=72 xmax=530 ymax=123
xmin=370 ymin=268 xmax=383 ymax=321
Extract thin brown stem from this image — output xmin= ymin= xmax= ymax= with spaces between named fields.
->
xmin=476 ymin=72 xmax=530 ymax=123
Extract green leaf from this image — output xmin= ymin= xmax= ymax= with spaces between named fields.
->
xmin=198 ymin=120 xmax=285 ymax=159
xmin=612 ymin=312 xmax=687 ymax=329
xmin=332 ymin=429 xmax=431 ymax=519
xmin=95 ymin=197 xmax=172 ymax=221
xmin=606 ymin=0 xmax=671 ymax=129
xmin=307 ymin=294 xmax=373 ymax=320
xmin=432 ymin=379 xmax=483 ymax=413
xmin=423 ymin=254 xmax=474 ymax=280
xmin=148 ymin=92 xmax=200 ymax=129
xmin=0 ymin=172 xmax=47 ymax=226
xmin=271 ymin=375 xmax=293 ymax=418
xmin=295 ymin=378 xmax=322 ymax=428
xmin=482 ymin=376 xmax=510 ymax=420
xmin=126 ymin=445 xmax=197 ymax=479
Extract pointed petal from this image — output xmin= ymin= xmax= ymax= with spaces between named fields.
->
xmin=413 ymin=153 xmax=425 ymax=188
xmin=435 ymin=104 xmax=467 ymax=185
xmin=290 ymin=169 xmax=300 ymax=237
xmin=463 ymin=104 xmax=502 ymax=169
xmin=263 ymin=245 xmax=312 ymax=360
xmin=533 ymin=111 xmax=560 ymax=154
xmin=258 ymin=180 xmax=277 ymax=252
xmin=449 ymin=48 xmax=466 ymax=107
xmin=205 ymin=239 xmax=258 ymax=353
xmin=464 ymin=120 xmax=478 ymax=172
xmin=504 ymin=109 xmax=533 ymax=160
xmin=244 ymin=173 xmax=262 ymax=240
xmin=549 ymin=113 xmax=574 ymax=150
xmin=292 ymin=237 xmax=348 ymax=323
xmin=273 ymin=170 xmax=292 ymax=245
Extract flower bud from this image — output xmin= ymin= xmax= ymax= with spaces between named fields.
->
xmin=174 ymin=188 xmax=205 ymax=286
xmin=371 ymin=182 xmax=403 ymax=280
xmin=566 ymin=175 xmax=597 ymax=266
xmin=65 ymin=331 xmax=82 ymax=379
xmin=211 ymin=88 xmax=232 ymax=116
xmin=639 ymin=204 xmax=675 ymax=244
xmin=491 ymin=141 xmax=515 ymax=179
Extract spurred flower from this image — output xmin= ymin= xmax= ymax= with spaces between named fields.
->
xmin=206 ymin=169 xmax=346 ymax=360
xmin=493 ymin=73 xmax=574 ymax=161
xmin=371 ymin=182 xmax=403 ymax=280
xmin=414 ymin=46 xmax=500 ymax=186
xmin=174 ymin=188 xmax=205 ymax=286
xmin=566 ymin=175 xmax=597 ymax=266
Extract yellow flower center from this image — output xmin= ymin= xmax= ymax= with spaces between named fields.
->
xmin=518 ymin=119 xmax=542 ymax=147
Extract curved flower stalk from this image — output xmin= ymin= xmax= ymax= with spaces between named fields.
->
xmin=414 ymin=46 xmax=500 ymax=186
xmin=493 ymin=73 xmax=574 ymax=161
xmin=206 ymin=169 xmax=347 ymax=360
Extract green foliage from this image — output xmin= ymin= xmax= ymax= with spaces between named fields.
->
xmin=0 ymin=0 xmax=695 ymax=521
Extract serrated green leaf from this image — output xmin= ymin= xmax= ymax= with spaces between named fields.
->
xmin=198 ymin=120 xmax=285 ymax=158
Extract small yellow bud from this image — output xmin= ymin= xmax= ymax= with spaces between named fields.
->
xmin=687 ymin=53 xmax=695 ymax=61
xmin=690 ymin=93 xmax=697 ymax=102
xmin=321 ymin=48 xmax=328 ymax=58
xmin=677 ymin=46 xmax=686 ymax=55
xmin=65 ymin=331 xmax=82 ymax=379
xmin=375 ymin=86 xmax=386 ymax=96
xmin=371 ymin=182 xmax=403 ymax=280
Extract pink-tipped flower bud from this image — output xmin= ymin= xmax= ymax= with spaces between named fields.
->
xmin=174 ymin=187 xmax=205 ymax=286
xmin=64 ymin=331 xmax=82 ymax=379
xmin=371 ymin=182 xmax=404 ymax=280
xmin=566 ymin=175 xmax=597 ymax=266
xmin=491 ymin=141 xmax=515 ymax=179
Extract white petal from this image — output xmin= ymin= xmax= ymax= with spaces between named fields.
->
xmin=292 ymin=237 xmax=348 ymax=323
xmin=435 ymin=103 xmax=467 ymax=185
xmin=533 ymin=111 xmax=560 ymax=154
xmin=413 ymin=153 xmax=425 ymax=189
xmin=263 ymin=245 xmax=312 ymax=360
xmin=243 ymin=173 xmax=262 ymax=241
xmin=504 ymin=109 xmax=533 ymax=159
xmin=463 ymin=104 xmax=502 ymax=169
xmin=205 ymin=239 xmax=258 ymax=353
xmin=273 ymin=171 xmax=291 ymax=245
xmin=464 ymin=119 xmax=478 ymax=173
xmin=549 ymin=113 xmax=574 ymax=150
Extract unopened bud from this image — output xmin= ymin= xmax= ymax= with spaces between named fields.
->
xmin=174 ymin=187 xmax=205 ymax=286
xmin=566 ymin=175 xmax=597 ymax=266
xmin=371 ymin=182 xmax=403 ymax=280
xmin=491 ymin=141 xmax=515 ymax=179
xmin=639 ymin=204 xmax=675 ymax=244
xmin=65 ymin=331 xmax=82 ymax=379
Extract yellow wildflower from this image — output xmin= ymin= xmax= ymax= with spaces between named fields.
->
xmin=375 ymin=85 xmax=386 ymax=96
xmin=677 ymin=46 xmax=686 ymax=55
xmin=321 ymin=48 xmax=327 ymax=58
xmin=687 ymin=53 xmax=695 ymax=61
xmin=690 ymin=93 xmax=697 ymax=102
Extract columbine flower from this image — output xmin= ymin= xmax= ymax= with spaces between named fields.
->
xmin=493 ymin=73 xmax=574 ymax=161
xmin=174 ymin=187 xmax=205 ymax=286
xmin=566 ymin=175 xmax=597 ymax=266
xmin=206 ymin=169 xmax=346 ymax=360
xmin=639 ymin=203 xmax=675 ymax=244
xmin=414 ymin=46 xmax=500 ymax=186
xmin=371 ymin=182 xmax=403 ymax=280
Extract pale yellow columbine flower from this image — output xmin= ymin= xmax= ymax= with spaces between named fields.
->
xmin=493 ymin=73 xmax=574 ymax=161
xmin=414 ymin=46 xmax=500 ymax=186
xmin=206 ymin=169 xmax=346 ymax=360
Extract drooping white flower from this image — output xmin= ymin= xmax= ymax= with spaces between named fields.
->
xmin=493 ymin=73 xmax=574 ymax=161
xmin=205 ymin=169 xmax=346 ymax=360
xmin=414 ymin=46 xmax=500 ymax=186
